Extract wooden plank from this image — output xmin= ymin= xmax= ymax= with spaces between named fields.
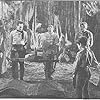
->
xmin=6 ymin=57 xmax=59 ymax=63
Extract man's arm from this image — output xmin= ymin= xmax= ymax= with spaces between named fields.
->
xmin=53 ymin=33 xmax=59 ymax=45
xmin=7 ymin=31 xmax=13 ymax=58
xmin=23 ymin=31 xmax=28 ymax=48
xmin=73 ymin=50 xmax=82 ymax=70
xmin=88 ymin=30 xmax=93 ymax=47
xmin=9 ymin=32 xmax=13 ymax=50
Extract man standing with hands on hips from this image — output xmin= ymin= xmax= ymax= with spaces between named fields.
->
xmin=9 ymin=21 xmax=28 ymax=80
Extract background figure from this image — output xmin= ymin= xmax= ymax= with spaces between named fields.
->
xmin=42 ymin=25 xmax=59 ymax=80
xmin=58 ymin=34 xmax=70 ymax=63
xmin=10 ymin=21 xmax=28 ymax=80
xmin=80 ymin=22 xmax=99 ymax=67
xmin=73 ymin=36 xmax=91 ymax=99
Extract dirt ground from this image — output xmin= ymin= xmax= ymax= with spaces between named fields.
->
xmin=24 ymin=62 xmax=100 ymax=98
xmin=0 ymin=62 xmax=100 ymax=98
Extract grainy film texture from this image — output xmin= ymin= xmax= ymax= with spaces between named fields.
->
xmin=0 ymin=0 xmax=100 ymax=99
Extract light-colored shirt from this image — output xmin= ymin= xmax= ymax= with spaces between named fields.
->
xmin=10 ymin=30 xmax=27 ymax=45
xmin=41 ymin=32 xmax=59 ymax=50
xmin=82 ymin=29 xmax=93 ymax=47
xmin=41 ymin=32 xmax=59 ymax=53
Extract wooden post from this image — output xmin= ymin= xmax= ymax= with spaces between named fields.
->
xmin=74 ymin=1 xmax=77 ymax=41
xmin=48 ymin=0 xmax=51 ymax=25
xmin=20 ymin=1 xmax=23 ymax=21
xmin=1 ymin=1 xmax=3 ymax=20
xmin=78 ymin=1 xmax=81 ymax=33
xmin=48 ymin=0 xmax=54 ymax=25
xmin=0 ymin=1 xmax=7 ymax=74
xmin=74 ymin=1 xmax=81 ymax=41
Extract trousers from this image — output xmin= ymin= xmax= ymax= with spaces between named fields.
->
xmin=43 ymin=52 xmax=55 ymax=79
xmin=11 ymin=44 xmax=26 ymax=80
xmin=74 ymin=67 xmax=91 ymax=99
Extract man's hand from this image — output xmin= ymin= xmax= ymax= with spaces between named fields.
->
xmin=21 ymin=40 xmax=25 ymax=45
xmin=73 ymin=74 xmax=76 ymax=89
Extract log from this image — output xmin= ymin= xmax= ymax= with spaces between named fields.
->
xmin=6 ymin=57 xmax=59 ymax=63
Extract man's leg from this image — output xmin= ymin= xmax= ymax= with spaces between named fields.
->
xmin=45 ymin=61 xmax=53 ymax=80
xmin=47 ymin=54 xmax=54 ymax=79
xmin=18 ymin=47 xmax=26 ymax=80
xmin=83 ymin=68 xmax=90 ymax=99
xmin=45 ymin=61 xmax=50 ymax=80
xmin=0 ymin=52 xmax=3 ymax=77
xmin=48 ymin=62 xmax=53 ymax=79
xmin=11 ymin=50 xmax=19 ymax=79
xmin=75 ymin=72 xmax=84 ymax=99
xmin=83 ymin=80 xmax=89 ymax=99
xmin=19 ymin=62 xmax=24 ymax=80
xmin=11 ymin=61 xmax=18 ymax=79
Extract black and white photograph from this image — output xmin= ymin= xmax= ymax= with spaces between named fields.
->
xmin=0 ymin=0 xmax=100 ymax=99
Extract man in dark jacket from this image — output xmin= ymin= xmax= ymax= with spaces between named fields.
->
xmin=73 ymin=36 xmax=91 ymax=99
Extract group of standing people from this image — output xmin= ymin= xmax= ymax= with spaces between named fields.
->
xmin=8 ymin=21 xmax=59 ymax=80
xmin=73 ymin=22 xmax=100 ymax=99
xmin=0 ymin=18 xmax=99 ymax=98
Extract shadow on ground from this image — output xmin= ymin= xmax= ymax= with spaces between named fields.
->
xmin=0 ymin=63 xmax=100 ymax=98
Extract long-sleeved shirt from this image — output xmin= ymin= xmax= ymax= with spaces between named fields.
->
xmin=82 ymin=30 xmax=93 ymax=47
xmin=10 ymin=30 xmax=27 ymax=46
xmin=41 ymin=32 xmax=59 ymax=54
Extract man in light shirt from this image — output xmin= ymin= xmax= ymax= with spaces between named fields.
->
xmin=10 ymin=21 xmax=28 ymax=80
xmin=42 ymin=25 xmax=59 ymax=80
xmin=80 ymin=22 xmax=99 ymax=67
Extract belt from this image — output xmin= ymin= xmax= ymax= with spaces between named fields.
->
xmin=12 ymin=44 xmax=25 ymax=51
xmin=12 ymin=44 xmax=24 ymax=47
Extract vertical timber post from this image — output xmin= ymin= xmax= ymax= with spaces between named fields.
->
xmin=78 ymin=1 xmax=81 ymax=34
xmin=20 ymin=0 xmax=23 ymax=21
